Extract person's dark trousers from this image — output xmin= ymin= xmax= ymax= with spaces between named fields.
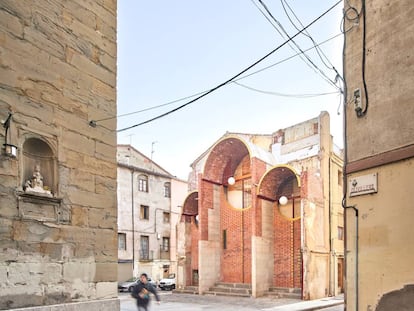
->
xmin=137 ymin=305 xmax=148 ymax=311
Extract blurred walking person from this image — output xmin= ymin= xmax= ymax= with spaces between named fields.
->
xmin=131 ymin=273 xmax=160 ymax=311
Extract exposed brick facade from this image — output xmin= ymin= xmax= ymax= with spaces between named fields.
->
xmin=273 ymin=209 xmax=301 ymax=288
xmin=180 ymin=113 xmax=344 ymax=299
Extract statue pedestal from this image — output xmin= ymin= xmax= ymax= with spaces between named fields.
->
xmin=17 ymin=192 xmax=63 ymax=223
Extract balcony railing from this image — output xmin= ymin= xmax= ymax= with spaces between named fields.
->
xmin=139 ymin=250 xmax=153 ymax=262
xmin=159 ymin=246 xmax=170 ymax=260
xmin=138 ymin=248 xmax=170 ymax=261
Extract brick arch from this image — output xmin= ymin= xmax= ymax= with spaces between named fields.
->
xmin=257 ymin=164 xmax=301 ymax=202
xmin=202 ymin=136 xmax=251 ymax=185
xmin=180 ymin=191 xmax=200 ymax=287
xmin=182 ymin=191 xmax=199 ymax=217
xmin=258 ymin=165 xmax=302 ymax=290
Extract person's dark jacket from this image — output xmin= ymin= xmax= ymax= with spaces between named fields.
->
xmin=131 ymin=281 xmax=160 ymax=306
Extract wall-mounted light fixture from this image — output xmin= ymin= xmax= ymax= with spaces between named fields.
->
xmin=2 ymin=113 xmax=17 ymax=158
xmin=278 ymin=195 xmax=288 ymax=206
xmin=228 ymin=176 xmax=235 ymax=185
xmin=3 ymin=143 xmax=17 ymax=157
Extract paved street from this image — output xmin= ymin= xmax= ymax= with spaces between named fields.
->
xmin=120 ymin=292 xmax=344 ymax=311
xmin=318 ymin=306 xmax=344 ymax=311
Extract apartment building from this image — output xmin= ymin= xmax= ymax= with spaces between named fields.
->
xmin=117 ymin=145 xmax=187 ymax=283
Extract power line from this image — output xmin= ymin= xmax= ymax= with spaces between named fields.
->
xmin=104 ymin=0 xmax=342 ymax=132
xmin=253 ymin=0 xmax=340 ymax=90
xmin=280 ymin=0 xmax=335 ymax=71
xmin=249 ymin=0 xmax=319 ymax=81
xmin=93 ymin=90 xmax=208 ymax=123
xmin=234 ymin=32 xmax=344 ymax=82
xmin=92 ymin=31 xmax=344 ymax=128
xmin=233 ymin=81 xmax=340 ymax=98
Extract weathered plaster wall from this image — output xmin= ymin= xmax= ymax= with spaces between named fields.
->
xmin=344 ymin=1 xmax=414 ymax=310
xmin=0 ymin=0 xmax=118 ymax=309
xmin=346 ymin=160 xmax=414 ymax=311
xmin=345 ymin=0 xmax=414 ymax=162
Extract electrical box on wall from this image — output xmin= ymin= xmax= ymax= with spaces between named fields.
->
xmin=353 ymin=88 xmax=362 ymax=113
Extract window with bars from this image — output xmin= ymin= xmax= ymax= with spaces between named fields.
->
xmin=140 ymin=235 xmax=149 ymax=260
xmin=162 ymin=237 xmax=170 ymax=252
xmin=140 ymin=205 xmax=149 ymax=220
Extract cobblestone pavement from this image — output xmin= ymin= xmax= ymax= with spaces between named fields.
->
xmin=120 ymin=292 xmax=306 ymax=311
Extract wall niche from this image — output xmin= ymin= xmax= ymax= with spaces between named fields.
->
xmin=22 ymin=137 xmax=56 ymax=196
xmin=17 ymin=136 xmax=65 ymax=223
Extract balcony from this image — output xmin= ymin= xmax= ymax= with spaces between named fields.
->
xmin=139 ymin=250 xmax=154 ymax=262
xmin=160 ymin=246 xmax=170 ymax=260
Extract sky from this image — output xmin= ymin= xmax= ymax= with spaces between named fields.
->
xmin=115 ymin=1 xmax=344 ymax=180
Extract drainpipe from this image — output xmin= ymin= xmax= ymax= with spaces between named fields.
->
xmin=241 ymin=180 xmax=245 ymax=283
xmin=131 ymin=170 xmax=135 ymax=275
xmin=343 ymin=202 xmax=359 ymax=311
xmin=328 ymin=157 xmax=332 ymax=296
xmin=300 ymin=199 xmax=304 ymax=299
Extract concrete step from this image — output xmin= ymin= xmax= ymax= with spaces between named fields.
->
xmin=203 ymin=282 xmax=252 ymax=298
xmin=215 ymin=282 xmax=252 ymax=289
xmin=173 ymin=286 xmax=199 ymax=295
xmin=204 ymin=290 xmax=251 ymax=298
xmin=265 ymin=287 xmax=302 ymax=299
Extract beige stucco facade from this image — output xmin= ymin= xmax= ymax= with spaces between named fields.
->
xmin=117 ymin=145 xmax=187 ymax=283
xmin=343 ymin=0 xmax=414 ymax=310
xmin=0 ymin=1 xmax=118 ymax=310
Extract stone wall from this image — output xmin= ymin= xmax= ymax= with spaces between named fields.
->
xmin=0 ymin=0 xmax=118 ymax=309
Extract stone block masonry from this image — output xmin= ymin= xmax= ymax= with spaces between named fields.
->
xmin=0 ymin=0 xmax=118 ymax=310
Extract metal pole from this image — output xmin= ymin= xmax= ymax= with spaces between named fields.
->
xmin=131 ymin=170 xmax=135 ymax=275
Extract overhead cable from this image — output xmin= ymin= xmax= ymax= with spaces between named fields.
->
xmin=253 ymin=0 xmax=340 ymax=90
xmin=92 ymin=31 xmax=344 ymax=127
xmin=105 ymin=0 xmax=342 ymax=132
xmin=280 ymin=0 xmax=336 ymax=71
xmin=233 ymin=81 xmax=340 ymax=98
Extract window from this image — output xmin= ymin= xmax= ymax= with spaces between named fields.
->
xmin=162 ymin=237 xmax=170 ymax=252
xmin=338 ymin=226 xmax=344 ymax=240
xmin=138 ymin=174 xmax=148 ymax=192
xmin=163 ymin=212 xmax=170 ymax=223
xmin=118 ymin=233 xmax=126 ymax=250
xmin=140 ymin=205 xmax=149 ymax=220
xmin=164 ymin=182 xmax=171 ymax=197
xmin=140 ymin=235 xmax=149 ymax=260
xmin=223 ymin=229 xmax=227 ymax=250
xmin=338 ymin=170 xmax=343 ymax=186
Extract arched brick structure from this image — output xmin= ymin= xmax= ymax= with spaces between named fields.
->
xmin=180 ymin=191 xmax=199 ymax=286
xmin=199 ymin=136 xmax=270 ymax=287
xmin=258 ymin=165 xmax=302 ymax=291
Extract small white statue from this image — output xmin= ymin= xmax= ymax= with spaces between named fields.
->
xmin=25 ymin=164 xmax=52 ymax=197
xmin=32 ymin=164 xmax=44 ymax=188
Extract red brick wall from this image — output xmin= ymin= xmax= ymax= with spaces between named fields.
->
xmin=273 ymin=207 xmax=302 ymax=288
xmin=190 ymin=220 xmax=199 ymax=285
xmin=199 ymin=179 xmax=213 ymax=241
xmin=183 ymin=217 xmax=200 ymax=286
xmin=220 ymin=194 xmax=253 ymax=284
